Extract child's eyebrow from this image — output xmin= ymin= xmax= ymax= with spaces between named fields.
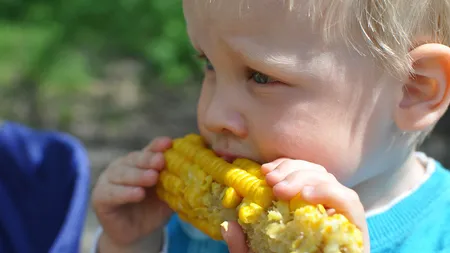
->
xmin=227 ymin=37 xmax=321 ymax=81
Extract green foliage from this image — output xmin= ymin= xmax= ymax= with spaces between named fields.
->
xmin=0 ymin=23 xmax=55 ymax=86
xmin=0 ymin=0 xmax=203 ymax=126
xmin=42 ymin=49 xmax=92 ymax=95
xmin=0 ymin=0 xmax=202 ymax=88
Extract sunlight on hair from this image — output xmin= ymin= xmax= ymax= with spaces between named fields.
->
xmin=303 ymin=0 xmax=450 ymax=80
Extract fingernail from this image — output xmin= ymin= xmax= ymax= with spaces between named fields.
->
xmin=302 ymin=186 xmax=314 ymax=197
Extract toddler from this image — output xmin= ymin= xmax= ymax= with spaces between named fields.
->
xmin=91 ymin=0 xmax=450 ymax=252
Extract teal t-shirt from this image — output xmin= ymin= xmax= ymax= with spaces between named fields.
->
xmin=165 ymin=154 xmax=450 ymax=253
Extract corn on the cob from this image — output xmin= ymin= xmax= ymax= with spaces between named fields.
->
xmin=156 ymin=134 xmax=364 ymax=253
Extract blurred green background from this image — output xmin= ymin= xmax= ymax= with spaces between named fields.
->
xmin=0 ymin=0 xmax=202 ymax=132
xmin=1 ymin=1 xmax=450 ymax=251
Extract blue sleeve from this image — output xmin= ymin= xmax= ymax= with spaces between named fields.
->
xmin=166 ymin=214 xmax=229 ymax=253
xmin=0 ymin=121 xmax=90 ymax=253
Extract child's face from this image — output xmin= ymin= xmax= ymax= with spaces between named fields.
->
xmin=184 ymin=0 xmax=405 ymax=186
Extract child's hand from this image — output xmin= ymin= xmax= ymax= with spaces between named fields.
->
xmin=92 ymin=137 xmax=174 ymax=249
xmin=261 ymin=158 xmax=371 ymax=253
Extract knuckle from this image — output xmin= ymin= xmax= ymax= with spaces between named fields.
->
xmin=325 ymin=172 xmax=337 ymax=181
xmin=308 ymin=162 xmax=327 ymax=172
xmin=310 ymin=175 xmax=330 ymax=186
xmin=137 ymin=152 xmax=153 ymax=168
xmin=347 ymin=189 xmax=361 ymax=202
xmin=284 ymin=159 xmax=300 ymax=167
xmin=278 ymin=159 xmax=300 ymax=172
xmin=316 ymin=165 xmax=327 ymax=172
xmin=107 ymin=157 xmax=123 ymax=171
xmin=146 ymin=137 xmax=165 ymax=150
xmin=126 ymin=151 xmax=140 ymax=163
xmin=284 ymin=170 xmax=301 ymax=182
xmin=108 ymin=165 xmax=129 ymax=183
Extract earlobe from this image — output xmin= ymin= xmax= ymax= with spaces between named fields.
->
xmin=394 ymin=43 xmax=450 ymax=132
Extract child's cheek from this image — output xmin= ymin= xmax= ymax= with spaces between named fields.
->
xmin=258 ymin=125 xmax=363 ymax=183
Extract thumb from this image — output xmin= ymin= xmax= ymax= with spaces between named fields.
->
xmin=221 ymin=221 xmax=250 ymax=253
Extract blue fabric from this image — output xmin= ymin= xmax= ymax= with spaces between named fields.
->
xmin=165 ymin=159 xmax=450 ymax=253
xmin=367 ymin=160 xmax=450 ymax=253
xmin=167 ymin=215 xmax=228 ymax=253
xmin=0 ymin=121 xmax=90 ymax=253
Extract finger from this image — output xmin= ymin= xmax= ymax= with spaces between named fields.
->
xmin=261 ymin=159 xmax=327 ymax=175
xmin=144 ymin=136 xmax=173 ymax=152
xmin=260 ymin=158 xmax=289 ymax=175
xmin=124 ymin=151 xmax=166 ymax=171
xmin=221 ymin=221 xmax=249 ymax=253
xmin=93 ymin=183 xmax=145 ymax=207
xmin=108 ymin=165 xmax=159 ymax=187
xmin=263 ymin=159 xmax=328 ymax=185
xmin=301 ymin=182 xmax=365 ymax=227
xmin=272 ymin=170 xmax=333 ymax=200
xmin=305 ymin=183 xmax=371 ymax=251
xmin=303 ymin=183 xmax=370 ymax=252
xmin=265 ymin=160 xmax=303 ymax=186
xmin=135 ymin=152 xmax=165 ymax=171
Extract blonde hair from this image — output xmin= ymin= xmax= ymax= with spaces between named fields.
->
xmin=304 ymin=0 xmax=449 ymax=145
xmin=304 ymin=0 xmax=450 ymax=79
xmin=201 ymin=0 xmax=450 ymax=77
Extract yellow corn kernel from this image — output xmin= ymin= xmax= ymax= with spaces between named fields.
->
xmin=157 ymin=134 xmax=364 ymax=253
xmin=222 ymin=187 xmax=242 ymax=209
xmin=159 ymin=171 xmax=184 ymax=195
xmin=233 ymin=158 xmax=265 ymax=179
xmin=238 ymin=199 xmax=264 ymax=224
xmin=184 ymin=133 xmax=205 ymax=146
xmin=220 ymin=221 xmax=229 ymax=232
xmin=289 ymin=193 xmax=310 ymax=211
xmin=185 ymin=187 xmax=204 ymax=208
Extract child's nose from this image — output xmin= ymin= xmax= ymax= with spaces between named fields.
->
xmin=203 ymin=97 xmax=248 ymax=138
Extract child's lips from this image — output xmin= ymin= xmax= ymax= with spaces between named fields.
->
xmin=220 ymin=155 xmax=237 ymax=163
xmin=213 ymin=150 xmax=239 ymax=163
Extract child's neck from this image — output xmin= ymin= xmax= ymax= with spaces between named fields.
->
xmin=353 ymin=151 xmax=427 ymax=214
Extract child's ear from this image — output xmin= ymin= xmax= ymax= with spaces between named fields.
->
xmin=394 ymin=43 xmax=450 ymax=131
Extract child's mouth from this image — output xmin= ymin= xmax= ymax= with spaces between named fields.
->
xmin=213 ymin=150 xmax=239 ymax=163
xmin=220 ymin=155 xmax=237 ymax=163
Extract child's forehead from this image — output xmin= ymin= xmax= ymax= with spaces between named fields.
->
xmin=183 ymin=0 xmax=319 ymax=33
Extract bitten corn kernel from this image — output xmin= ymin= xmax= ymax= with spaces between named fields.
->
xmin=222 ymin=187 xmax=242 ymax=209
xmin=156 ymin=134 xmax=364 ymax=253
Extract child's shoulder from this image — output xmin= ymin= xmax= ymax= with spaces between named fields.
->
xmin=368 ymin=153 xmax=450 ymax=253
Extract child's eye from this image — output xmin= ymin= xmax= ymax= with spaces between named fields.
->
xmin=205 ymin=58 xmax=214 ymax=71
xmin=251 ymin=71 xmax=277 ymax=84
xmin=196 ymin=53 xmax=215 ymax=71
